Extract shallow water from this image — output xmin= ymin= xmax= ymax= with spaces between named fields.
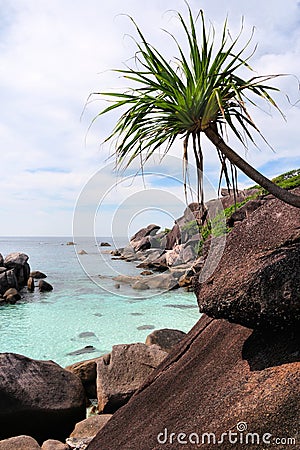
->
xmin=0 ymin=237 xmax=200 ymax=367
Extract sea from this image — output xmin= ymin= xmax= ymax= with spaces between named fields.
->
xmin=0 ymin=236 xmax=200 ymax=367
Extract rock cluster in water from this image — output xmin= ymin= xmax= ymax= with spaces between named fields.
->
xmin=0 ymin=252 xmax=53 ymax=305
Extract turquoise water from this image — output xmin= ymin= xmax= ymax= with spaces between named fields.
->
xmin=0 ymin=237 xmax=200 ymax=367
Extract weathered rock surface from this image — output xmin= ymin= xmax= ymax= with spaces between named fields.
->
xmin=195 ymin=188 xmax=300 ymax=329
xmin=0 ymin=252 xmax=31 ymax=299
xmin=130 ymin=224 xmax=160 ymax=243
xmin=0 ymin=435 xmax=41 ymax=450
xmin=96 ymin=343 xmax=168 ymax=413
xmin=38 ymin=279 xmax=53 ymax=292
xmin=41 ymin=440 xmax=68 ymax=450
xmin=87 ymin=315 xmax=300 ymax=450
xmin=0 ymin=353 xmax=86 ymax=443
xmin=70 ymin=415 xmax=112 ymax=439
xmin=30 ymin=270 xmax=47 ymax=279
xmin=145 ymin=328 xmax=186 ymax=353
xmin=3 ymin=287 xmax=21 ymax=304
xmin=66 ymin=357 xmax=101 ymax=399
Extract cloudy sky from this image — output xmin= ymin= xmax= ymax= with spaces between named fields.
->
xmin=1 ymin=0 xmax=300 ymax=236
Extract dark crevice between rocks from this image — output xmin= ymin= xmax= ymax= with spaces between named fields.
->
xmin=242 ymin=327 xmax=300 ymax=371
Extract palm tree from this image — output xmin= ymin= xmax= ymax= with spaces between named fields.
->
xmin=91 ymin=5 xmax=300 ymax=208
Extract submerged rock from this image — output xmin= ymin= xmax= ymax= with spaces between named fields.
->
xmin=67 ymin=346 xmax=97 ymax=357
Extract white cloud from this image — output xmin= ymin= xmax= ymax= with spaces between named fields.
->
xmin=0 ymin=0 xmax=299 ymax=236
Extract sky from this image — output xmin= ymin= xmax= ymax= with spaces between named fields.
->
xmin=0 ymin=0 xmax=300 ymax=237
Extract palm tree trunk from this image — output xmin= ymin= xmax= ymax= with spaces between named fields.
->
xmin=204 ymin=126 xmax=300 ymax=208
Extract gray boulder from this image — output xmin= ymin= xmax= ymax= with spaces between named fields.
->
xmin=70 ymin=414 xmax=112 ymax=439
xmin=4 ymin=252 xmax=29 ymax=269
xmin=0 ymin=353 xmax=86 ymax=443
xmin=30 ymin=271 xmax=47 ymax=279
xmin=0 ymin=270 xmax=18 ymax=295
xmin=145 ymin=328 xmax=186 ymax=353
xmin=97 ymin=343 xmax=167 ymax=413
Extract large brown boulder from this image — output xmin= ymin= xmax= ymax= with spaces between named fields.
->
xmin=0 ymin=435 xmax=41 ymax=449
xmin=195 ymin=188 xmax=300 ymax=330
xmin=66 ymin=357 xmax=100 ymax=399
xmin=86 ymin=315 xmax=300 ymax=450
xmin=96 ymin=343 xmax=168 ymax=413
xmin=0 ymin=353 xmax=86 ymax=443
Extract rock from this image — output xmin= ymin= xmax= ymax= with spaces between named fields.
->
xmin=195 ymin=187 xmax=300 ymax=330
xmin=0 ymin=254 xmax=3 ymax=266
xmin=100 ymin=242 xmax=111 ymax=247
xmin=3 ymin=252 xmax=29 ymax=269
xmin=136 ymin=253 xmax=168 ymax=272
xmin=164 ymin=223 xmax=181 ymax=250
xmin=27 ymin=277 xmax=35 ymax=291
xmin=140 ymin=270 xmax=153 ymax=276
xmin=70 ymin=415 xmax=112 ymax=439
xmin=137 ymin=325 xmax=155 ymax=330
xmin=66 ymin=357 xmax=101 ymax=399
xmin=87 ymin=315 xmax=300 ymax=450
xmin=113 ymin=275 xmax=139 ymax=285
xmin=67 ymin=346 xmax=97 ymax=357
xmin=227 ymin=199 xmax=263 ymax=227
xmin=165 ymin=245 xmax=183 ymax=266
xmin=41 ymin=440 xmax=68 ymax=450
xmin=130 ymin=224 xmax=160 ymax=243
xmin=0 ymin=267 xmax=7 ymax=274
xmin=3 ymin=288 xmax=21 ymax=304
xmin=181 ymin=244 xmax=196 ymax=263
xmin=78 ymin=249 xmax=88 ymax=255
xmin=144 ymin=273 xmax=179 ymax=290
xmin=178 ymin=273 xmax=193 ymax=288
xmin=38 ymin=280 xmax=53 ymax=292
xmin=30 ymin=270 xmax=47 ymax=279
xmin=0 ymin=353 xmax=86 ymax=443
xmin=65 ymin=437 xmax=92 ymax=449
xmin=145 ymin=328 xmax=186 ymax=352
xmin=0 ymin=435 xmax=41 ymax=449
xmin=66 ymin=242 xmax=75 ymax=245
xmin=111 ymin=249 xmax=121 ymax=256
xmin=96 ymin=343 xmax=168 ymax=413
xmin=132 ymin=280 xmax=149 ymax=290
xmin=78 ymin=332 xmax=96 ymax=339
xmin=131 ymin=236 xmax=151 ymax=252
xmin=0 ymin=269 xmax=18 ymax=295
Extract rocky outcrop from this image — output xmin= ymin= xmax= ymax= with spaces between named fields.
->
xmin=96 ymin=343 xmax=168 ymax=413
xmin=70 ymin=415 xmax=112 ymax=440
xmin=86 ymin=315 xmax=300 ymax=450
xmin=0 ymin=353 xmax=86 ymax=443
xmin=145 ymin=328 xmax=186 ymax=353
xmin=30 ymin=271 xmax=47 ymax=279
xmin=195 ymin=187 xmax=300 ymax=330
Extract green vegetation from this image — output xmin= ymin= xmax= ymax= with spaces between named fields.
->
xmin=185 ymin=168 xmax=300 ymax=256
xmin=92 ymin=4 xmax=300 ymax=208
xmin=250 ymin=168 xmax=300 ymax=193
